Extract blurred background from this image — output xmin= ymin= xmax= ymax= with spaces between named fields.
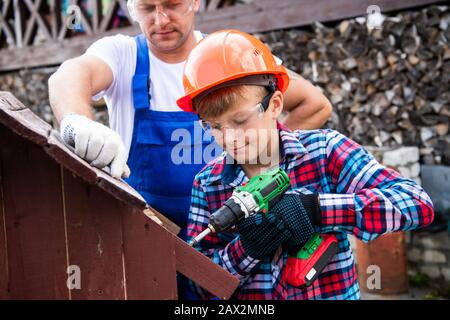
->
xmin=0 ymin=0 xmax=449 ymax=299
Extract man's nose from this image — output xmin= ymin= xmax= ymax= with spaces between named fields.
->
xmin=154 ymin=8 xmax=170 ymax=27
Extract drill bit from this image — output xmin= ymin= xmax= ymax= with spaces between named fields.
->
xmin=189 ymin=228 xmax=211 ymax=246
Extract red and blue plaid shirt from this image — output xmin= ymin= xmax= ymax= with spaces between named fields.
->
xmin=186 ymin=124 xmax=434 ymax=300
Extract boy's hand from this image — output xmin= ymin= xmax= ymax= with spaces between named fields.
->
xmin=238 ymin=213 xmax=291 ymax=260
xmin=270 ymin=194 xmax=319 ymax=247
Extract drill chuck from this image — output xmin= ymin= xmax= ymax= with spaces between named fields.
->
xmin=189 ymin=192 xmax=258 ymax=246
xmin=209 ymin=191 xmax=257 ymax=233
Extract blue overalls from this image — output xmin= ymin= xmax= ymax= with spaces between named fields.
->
xmin=125 ymin=34 xmax=219 ymax=299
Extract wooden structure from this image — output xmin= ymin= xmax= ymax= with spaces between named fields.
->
xmin=0 ymin=91 xmax=240 ymax=300
xmin=0 ymin=0 xmax=446 ymax=71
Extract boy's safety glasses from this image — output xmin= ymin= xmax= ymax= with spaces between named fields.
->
xmin=199 ymin=91 xmax=275 ymax=134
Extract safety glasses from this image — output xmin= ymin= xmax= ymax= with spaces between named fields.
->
xmin=199 ymin=90 xmax=274 ymax=134
xmin=133 ymin=0 xmax=194 ymax=23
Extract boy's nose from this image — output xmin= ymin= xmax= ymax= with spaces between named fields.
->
xmin=223 ymin=128 xmax=238 ymax=143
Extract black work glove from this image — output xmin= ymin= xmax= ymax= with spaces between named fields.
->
xmin=238 ymin=212 xmax=291 ymax=260
xmin=270 ymin=193 xmax=321 ymax=247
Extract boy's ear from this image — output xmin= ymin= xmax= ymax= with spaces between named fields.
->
xmin=270 ymin=91 xmax=284 ymax=119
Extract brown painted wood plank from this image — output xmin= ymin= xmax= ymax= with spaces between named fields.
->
xmin=0 ymin=92 xmax=51 ymax=146
xmin=0 ymin=94 xmax=146 ymax=213
xmin=95 ymin=167 xmax=147 ymax=210
xmin=0 ymin=151 xmax=10 ymax=299
xmin=0 ymin=124 xmax=69 ymax=299
xmin=46 ymin=130 xmax=147 ymax=210
xmin=0 ymin=93 xmax=238 ymax=300
xmin=45 ymin=130 xmax=98 ymax=185
xmin=62 ymin=168 xmax=126 ymax=300
xmin=0 ymin=92 xmax=27 ymax=111
xmin=174 ymin=236 xmax=240 ymax=300
xmin=121 ymin=206 xmax=178 ymax=299
xmin=143 ymin=207 xmax=181 ymax=236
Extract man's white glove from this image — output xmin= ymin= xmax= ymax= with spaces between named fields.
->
xmin=60 ymin=114 xmax=130 ymax=179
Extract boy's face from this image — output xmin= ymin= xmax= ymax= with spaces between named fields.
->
xmin=201 ymin=86 xmax=283 ymax=165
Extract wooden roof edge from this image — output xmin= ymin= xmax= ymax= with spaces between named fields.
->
xmin=143 ymin=207 xmax=181 ymax=236
xmin=0 ymin=92 xmax=52 ymax=146
xmin=0 ymin=91 xmax=148 ymax=211
xmin=173 ymin=235 xmax=240 ymax=300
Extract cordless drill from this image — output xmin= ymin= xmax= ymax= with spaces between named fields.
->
xmin=189 ymin=167 xmax=338 ymax=288
xmin=189 ymin=167 xmax=291 ymax=246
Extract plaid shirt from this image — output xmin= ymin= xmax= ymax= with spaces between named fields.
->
xmin=186 ymin=124 xmax=434 ymax=300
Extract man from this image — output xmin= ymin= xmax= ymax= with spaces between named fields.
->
xmin=48 ymin=0 xmax=332 ymax=235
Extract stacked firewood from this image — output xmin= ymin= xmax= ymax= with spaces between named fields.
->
xmin=258 ymin=5 xmax=450 ymax=165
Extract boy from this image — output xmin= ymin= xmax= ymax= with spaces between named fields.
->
xmin=176 ymin=30 xmax=434 ymax=300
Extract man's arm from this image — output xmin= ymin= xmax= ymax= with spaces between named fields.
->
xmin=281 ymin=68 xmax=332 ymax=130
xmin=48 ymin=55 xmax=129 ymax=179
xmin=48 ymin=55 xmax=113 ymax=122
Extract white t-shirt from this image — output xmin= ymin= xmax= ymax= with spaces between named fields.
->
xmin=85 ymin=31 xmax=282 ymax=155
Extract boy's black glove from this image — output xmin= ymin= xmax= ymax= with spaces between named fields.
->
xmin=238 ymin=212 xmax=291 ymax=260
xmin=270 ymin=193 xmax=321 ymax=247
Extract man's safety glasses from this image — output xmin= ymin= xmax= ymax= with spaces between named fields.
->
xmin=133 ymin=0 xmax=194 ymax=23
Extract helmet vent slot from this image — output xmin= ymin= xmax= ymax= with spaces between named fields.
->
xmin=252 ymin=48 xmax=262 ymax=57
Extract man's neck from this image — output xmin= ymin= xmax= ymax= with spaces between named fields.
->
xmin=148 ymin=31 xmax=197 ymax=64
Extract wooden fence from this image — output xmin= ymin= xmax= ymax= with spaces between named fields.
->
xmin=0 ymin=0 xmax=446 ymax=71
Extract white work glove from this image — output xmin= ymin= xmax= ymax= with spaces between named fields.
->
xmin=60 ymin=114 xmax=131 ymax=179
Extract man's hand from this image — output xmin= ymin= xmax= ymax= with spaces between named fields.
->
xmin=60 ymin=114 xmax=130 ymax=179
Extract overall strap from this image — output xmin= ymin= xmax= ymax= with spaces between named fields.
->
xmin=132 ymin=34 xmax=151 ymax=110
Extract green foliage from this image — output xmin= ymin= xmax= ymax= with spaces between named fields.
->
xmin=409 ymin=272 xmax=430 ymax=288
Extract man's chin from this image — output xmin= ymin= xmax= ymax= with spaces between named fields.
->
xmin=150 ymin=33 xmax=183 ymax=51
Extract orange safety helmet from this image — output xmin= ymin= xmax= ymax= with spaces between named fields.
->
xmin=176 ymin=29 xmax=290 ymax=113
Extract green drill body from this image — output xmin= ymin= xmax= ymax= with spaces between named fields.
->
xmin=189 ymin=167 xmax=290 ymax=245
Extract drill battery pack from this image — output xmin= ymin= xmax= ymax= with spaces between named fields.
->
xmin=282 ymin=233 xmax=338 ymax=288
